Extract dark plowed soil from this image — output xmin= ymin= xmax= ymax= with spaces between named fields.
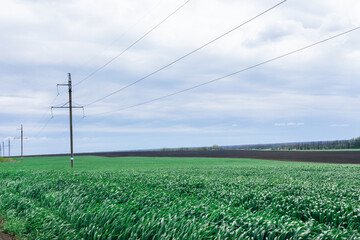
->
xmin=88 ymin=150 xmax=360 ymax=164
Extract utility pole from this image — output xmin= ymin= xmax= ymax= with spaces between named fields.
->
xmin=8 ymin=138 xmax=10 ymax=157
xmin=51 ymin=73 xmax=84 ymax=168
xmin=68 ymin=74 xmax=74 ymax=168
xmin=2 ymin=141 xmax=4 ymax=157
xmin=17 ymin=124 xmax=24 ymax=161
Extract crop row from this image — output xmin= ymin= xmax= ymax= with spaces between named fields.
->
xmin=0 ymin=166 xmax=360 ymax=239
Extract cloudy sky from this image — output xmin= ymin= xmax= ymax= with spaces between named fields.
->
xmin=1 ymin=0 xmax=360 ymax=155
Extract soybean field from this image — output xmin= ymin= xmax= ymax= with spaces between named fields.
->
xmin=0 ymin=156 xmax=360 ymax=239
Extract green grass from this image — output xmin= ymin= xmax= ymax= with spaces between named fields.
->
xmin=1 ymin=156 xmax=360 ymax=239
xmin=1 ymin=155 xmax=316 ymax=171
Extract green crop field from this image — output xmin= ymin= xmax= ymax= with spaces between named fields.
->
xmin=1 ymin=156 xmax=360 ymax=239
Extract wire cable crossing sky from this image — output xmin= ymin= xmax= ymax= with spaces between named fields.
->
xmin=1 ymin=0 xmax=360 ymax=155
xmin=84 ymin=0 xmax=288 ymax=107
xmin=88 ymin=26 xmax=360 ymax=117
xmin=73 ymin=0 xmax=192 ymax=88
xmin=29 ymin=0 xmax=192 ymax=135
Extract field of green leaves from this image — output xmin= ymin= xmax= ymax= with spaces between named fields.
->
xmin=0 ymin=156 xmax=360 ymax=239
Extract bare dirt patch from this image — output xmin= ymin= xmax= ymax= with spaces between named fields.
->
xmin=0 ymin=219 xmax=16 ymax=240
xmin=0 ymin=157 xmax=17 ymax=163
xmin=0 ymin=158 xmax=17 ymax=163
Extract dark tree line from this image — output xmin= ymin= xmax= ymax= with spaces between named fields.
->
xmin=226 ymin=137 xmax=360 ymax=151
xmin=159 ymin=137 xmax=360 ymax=151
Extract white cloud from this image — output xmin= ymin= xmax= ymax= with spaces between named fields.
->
xmin=1 ymin=0 xmax=360 ymax=154
xmin=274 ymin=122 xmax=304 ymax=127
xmin=330 ymin=124 xmax=349 ymax=128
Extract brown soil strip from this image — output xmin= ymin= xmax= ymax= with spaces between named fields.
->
xmin=0 ymin=219 xmax=16 ymax=240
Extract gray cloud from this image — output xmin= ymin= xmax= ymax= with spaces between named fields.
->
xmin=1 ymin=0 xmax=360 ymax=154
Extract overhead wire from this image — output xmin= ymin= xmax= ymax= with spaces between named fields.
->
xmin=73 ymin=0 xmax=192 ymax=88
xmin=84 ymin=0 xmax=288 ymax=107
xmin=55 ymin=0 xmax=165 ymax=96
xmin=87 ymin=26 xmax=360 ymax=117
xmin=31 ymin=94 xmax=61 ymax=137
xmin=73 ymin=0 xmax=164 ymax=83
xmin=31 ymin=0 xmax=171 ymax=135
xmin=27 ymin=0 xmax=286 ymax=136
xmin=35 ymin=116 xmax=54 ymax=136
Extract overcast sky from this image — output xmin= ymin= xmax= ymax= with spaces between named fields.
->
xmin=1 ymin=0 xmax=360 ymax=155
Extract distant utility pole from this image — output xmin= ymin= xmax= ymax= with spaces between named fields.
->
xmin=8 ymin=138 xmax=10 ymax=157
xmin=2 ymin=141 xmax=4 ymax=157
xmin=17 ymin=124 xmax=24 ymax=161
xmin=51 ymin=73 xmax=84 ymax=168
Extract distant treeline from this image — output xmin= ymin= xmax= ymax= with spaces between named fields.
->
xmin=159 ymin=137 xmax=360 ymax=151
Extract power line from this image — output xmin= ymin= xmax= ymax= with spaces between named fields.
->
xmin=31 ymin=93 xmax=61 ymax=137
xmin=56 ymin=0 xmax=167 ymax=98
xmin=88 ymin=26 xmax=360 ymax=117
xmin=31 ymin=73 xmax=76 ymax=136
xmin=33 ymin=116 xmax=53 ymax=137
xmin=84 ymin=0 xmax=287 ymax=107
xmin=73 ymin=0 xmax=192 ymax=88
xmin=71 ymin=0 xmax=164 ymax=83
xmin=33 ymin=73 xmax=84 ymax=136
